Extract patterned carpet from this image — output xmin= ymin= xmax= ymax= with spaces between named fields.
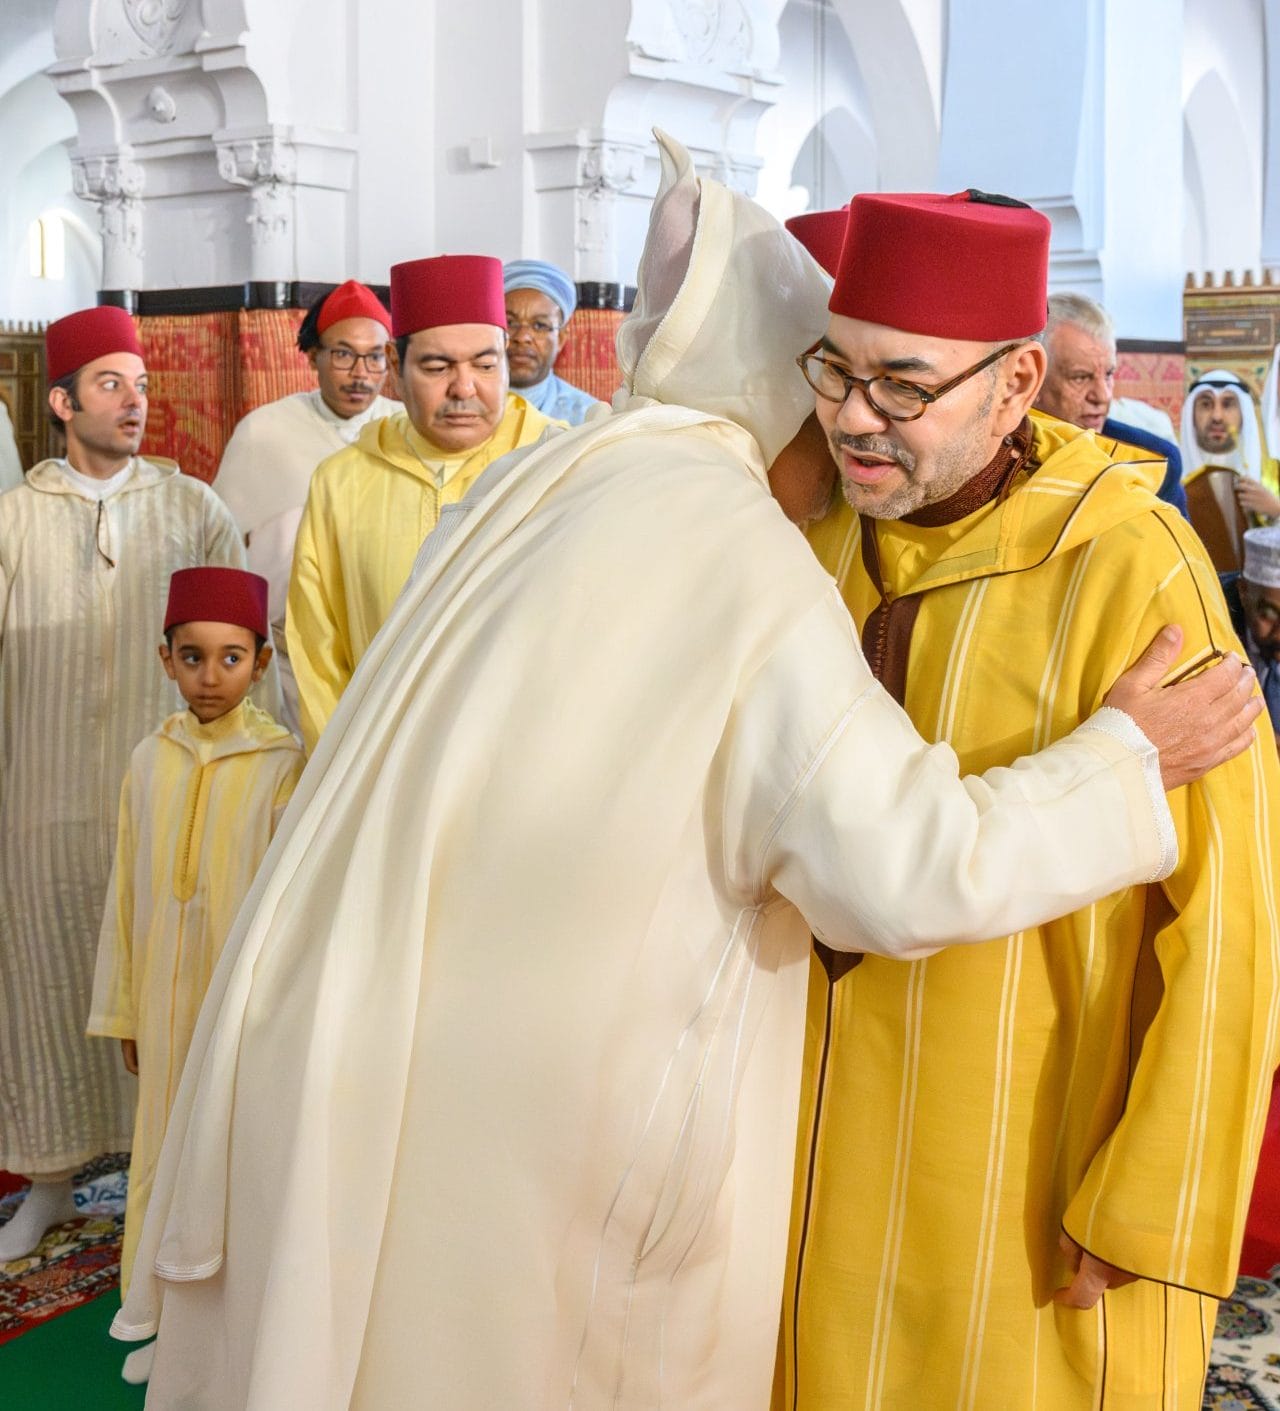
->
xmin=0 ymin=1154 xmax=128 ymax=1345
xmin=1208 ymin=1271 xmax=1280 ymax=1408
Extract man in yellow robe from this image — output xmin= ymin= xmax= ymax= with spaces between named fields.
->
xmin=285 ymin=254 xmax=560 ymax=750
xmin=777 ymin=192 xmax=1280 ymax=1408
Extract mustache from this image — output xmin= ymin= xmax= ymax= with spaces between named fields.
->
xmin=830 ymin=431 xmax=910 ymax=467
xmin=341 ymin=382 xmax=375 ymax=395
xmin=437 ymin=399 xmax=487 ymax=416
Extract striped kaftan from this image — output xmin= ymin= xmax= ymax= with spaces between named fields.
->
xmin=0 ymin=458 xmax=250 ymax=1175
xmin=88 ymin=701 xmax=302 ymax=1292
xmin=778 ymin=413 xmax=1280 ymax=1409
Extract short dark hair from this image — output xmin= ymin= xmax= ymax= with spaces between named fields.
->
xmin=296 ymin=288 xmax=332 ymax=354
xmin=47 ymin=369 xmax=81 ymax=432
xmin=164 ymin=625 xmax=268 ymax=655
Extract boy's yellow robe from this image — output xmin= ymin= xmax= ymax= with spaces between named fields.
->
xmin=286 ymin=394 xmax=559 ymax=750
xmin=778 ymin=414 xmax=1280 ymax=1409
xmin=88 ymin=700 xmax=303 ymax=1293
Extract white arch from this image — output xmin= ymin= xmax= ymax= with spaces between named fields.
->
xmin=789 ymin=105 xmax=876 ymax=213
xmin=1183 ymin=68 xmax=1262 ymax=279
xmin=828 ymin=0 xmax=941 ymax=189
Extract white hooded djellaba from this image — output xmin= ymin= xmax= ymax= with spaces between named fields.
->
xmin=117 ymin=135 xmax=1176 ymax=1410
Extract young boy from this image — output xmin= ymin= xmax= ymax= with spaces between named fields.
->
xmin=88 ymin=566 xmax=304 ymax=1383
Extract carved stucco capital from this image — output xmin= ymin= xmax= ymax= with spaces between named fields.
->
xmin=71 ymin=154 xmax=146 ymax=204
xmin=216 ymin=137 xmax=299 ymax=189
xmin=70 ymin=154 xmax=146 ymax=266
xmin=578 ymin=141 xmax=647 ymax=196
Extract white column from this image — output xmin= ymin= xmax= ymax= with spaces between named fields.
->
xmin=1260 ymin=0 xmax=1280 ymax=273
xmin=70 ymin=151 xmax=145 ymax=292
xmin=939 ymin=0 xmax=1184 ymax=339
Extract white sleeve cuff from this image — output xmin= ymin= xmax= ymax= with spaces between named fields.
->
xmin=1076 ymin=705 xmax=1178 ymax=882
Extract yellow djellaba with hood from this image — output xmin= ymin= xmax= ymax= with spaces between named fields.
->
xmin=778 ymin=405 xmax=1280 ymax=1409
xmin=286 ymin=395 xmax=555 ymax=751
xmin=89 ymin=697 xmax=303 ymax=1293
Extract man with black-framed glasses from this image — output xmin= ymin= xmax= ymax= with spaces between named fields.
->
xmin=213 ymin=281 xmax=398 ymax=733
xmin=777 ymin=191 xmax=1280 ymax=1410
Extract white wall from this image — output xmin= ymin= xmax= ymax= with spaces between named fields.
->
xmin=4 ymin=0 xmax=1273 ymax=330
xmin=754 ymin=0 xmax=878 ymax=224
xmin=1184 ymin=0 xmax=1266 ymax=282
xmin=0 ymin=7 xmax=100 ymax=322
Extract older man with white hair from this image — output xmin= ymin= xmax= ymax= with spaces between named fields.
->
xmin=1035 ymin=290 xmax=1187 ymax=512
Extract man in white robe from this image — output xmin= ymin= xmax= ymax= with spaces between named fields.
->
xmin=0 ymin=397 xmax=23 ymax=492
xmin=1181 ymin=368 xmax=1268 ymax=483
xmin=114 ymin=135 xmax=1258 ymax=1411
xmin=213 ymin=281 xmax=398 ymax=732
xmin=0 ymin=307 xmax=255 ymax=1260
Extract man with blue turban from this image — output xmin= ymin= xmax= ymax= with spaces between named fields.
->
xmin=503 ymin=258 xmax=606 ymax=425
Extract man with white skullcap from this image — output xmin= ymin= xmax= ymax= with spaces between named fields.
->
xmin=503 ymin=259 xmax=607 ymax=425
xmin=1242 ymin=524 xmax=1280 ymax=737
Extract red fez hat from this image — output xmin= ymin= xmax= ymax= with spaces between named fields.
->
xmin=389 ymin=255 xmax=506 ymax=338
xmin=830 ymin=189 xmax=1050 ymax=341
xmin=46 ymin=306 xmax=144 ymax=384
xmin=164 ymin=567 xmax=269 ymax=640
xmin=785 ymin=207 xmax=849 ymax=278
xmin=317 ymin=279 xmax=392 ymax=334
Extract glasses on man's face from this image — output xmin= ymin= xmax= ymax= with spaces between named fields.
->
xmin=795 ymin=342 xmax=1022 ymax=421
xmin=506 ymin=317 xmax=561 ymax=339
xmin=320 ymin=345 xmax=388 ymax=373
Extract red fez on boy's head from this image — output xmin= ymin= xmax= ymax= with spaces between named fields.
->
xmin=785 ymin=207 xmax=849 ymax=279
xmin=830 ymin=189 xmax=1050 ymax=341
xmin=46 ymin=306 xmax=144 ymax=384
xmin=164 ymin=567 xmax=269 ymax=641
xmin=316 ymin=279 xmax=392 ymax=333
xmin=389 ymin=255 xmax=506 ymax=338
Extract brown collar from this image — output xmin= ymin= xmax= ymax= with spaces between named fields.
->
xmin=902 ymin=417 xmax=1037 ymax=528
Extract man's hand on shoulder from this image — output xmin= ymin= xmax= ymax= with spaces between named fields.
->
xmin=1103 ymin=625 xmax=1261 ymax=790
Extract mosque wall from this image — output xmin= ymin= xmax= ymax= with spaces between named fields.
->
xmin=0 ymin=9 xmax=99 ymax=319
xmin=0 ymin=0 xmax=1274 ymax=348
